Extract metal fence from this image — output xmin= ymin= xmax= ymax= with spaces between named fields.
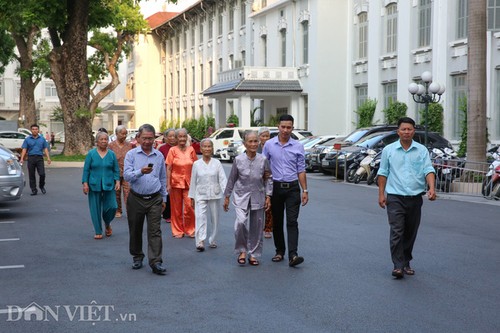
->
xmin=430 ymin=158 xmax=496 ymax=200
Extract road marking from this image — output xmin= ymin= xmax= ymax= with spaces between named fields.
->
xmin=0 ymin=238 xmax=20 ymax=242
xmin=0 ymin=221 xmax=14 ymax=224
xmin=0 ymin=209 xmax=11 ymax=212
xmin=0 ymin=265 xmax=24 ymax=270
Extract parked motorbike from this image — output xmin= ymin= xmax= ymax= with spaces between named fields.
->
xmin=431 ymin=147 xmax=458 ymax=193
xmin=367 ymin=150 xmax=382 ymax=186
xmin=346 ymin=151 xmax=369 ymax=183
xmin=482 ymin=151 xmax=500 ymax=198
xmin=352 ymin=149 xmax=378 ymax=184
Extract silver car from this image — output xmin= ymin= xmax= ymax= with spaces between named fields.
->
xmin=0 ymin=145 xmax=24 ymax=201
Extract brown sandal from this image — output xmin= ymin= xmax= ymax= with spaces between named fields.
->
xmin=392 ymin=268 xmax=404 ymax=279
xmin=403 ymin=267 xmax=415 ymax=275
xmin=94 ymin=234 xmax=103 ymax=240
xmin=271 ymin=254 xmax=284 ymax=262
xmin=249 ymin=257 xmax=259 ymax=266
xmin=105 ymin=225 xmax=112 ymax=237
xmin=237 ymin=253 xmax=246 ymax=265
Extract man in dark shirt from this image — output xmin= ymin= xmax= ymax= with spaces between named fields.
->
xmin=20 ymin=124 xmax=51 ymax=195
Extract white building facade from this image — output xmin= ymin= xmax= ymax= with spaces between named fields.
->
xmin=149 ymin=0 xmax=500 ymax=145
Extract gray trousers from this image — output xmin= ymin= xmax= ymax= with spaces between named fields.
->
xmin=386 ymin=194 xmax=423 ymax=269
xmin=234 ymin=204 xmax=264 ymax=258
xmin=127 ymin=192 xmax=163 ymax=267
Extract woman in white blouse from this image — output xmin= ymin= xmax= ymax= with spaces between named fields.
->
xmin=189 ymin=139 xmax=227 ymax=251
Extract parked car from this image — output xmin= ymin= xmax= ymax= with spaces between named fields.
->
xmin=0 ymin=145 xmax=24 ymax=201
xmin=306 ymin=137 xmax=340 ymax=172
xmin=268 ymin=129 xmax=313 ymax=141
xmin=321 ymin=130 xmax=453 ymax=177
xmin=0 ymin=131 xmax=28 ymax=154
xmin=226 ymin=129 xmax=316 ymax=161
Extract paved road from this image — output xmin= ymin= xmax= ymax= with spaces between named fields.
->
xmin=0 ymin=165 xmax=499 ymax=333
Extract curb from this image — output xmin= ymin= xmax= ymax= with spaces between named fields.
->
xmin=47 ymin=162 xmax=84 ymax=168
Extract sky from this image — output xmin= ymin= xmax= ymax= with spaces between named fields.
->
xmin=140 ymin=0 xmax=199 ymax=18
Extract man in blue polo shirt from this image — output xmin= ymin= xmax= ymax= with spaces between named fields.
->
xmin=20 ymin=124 xmax=51 ymax=195
xmin=378 ymin=117 xmax=436 ymax=279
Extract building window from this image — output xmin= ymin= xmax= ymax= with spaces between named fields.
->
xmin=276 ymin=107 xmax=288 ymax=117
xmin=383 ymin=82 xmax=398 ymax=109
xmin=241 ymin=50 xmax=246 ymax=65
xmin=170 ymin=73 xmax=173 ymax=95
xmin=177 ymin=71 xmax=180 ymax=95
xmin=457 ymin=0 xmax=468 ymax=39
xmin=418 ymin=0 xmax=432 ymax=47
xmin=191 ymin=29 xmax=195 ymax=46
xmin=302 ymin=21 xmax=309 ymax=64
xmin=262 ymin=0 xmax=267 ymax=7
xmin=209 ymin=61 xmax=213 ymax=85
xmin=262 ymin=36 xmax=267 ymax=66
xmin=488 ymin=0 xmax=500 ymax=30
xmin=176 ymin=36 xmax=180 ymax=53
xmin=240 ymin=0 xmax=246 ymax=26
xmin=452 ymin=74 xmax=467 ymax=139
xmin=184 ymin=31 xmax=188 ymax=49
xmin=45 ymin=82 xmax=58 ymax=97
xmin=14 ymin=82 xmax=20 ymax=100
xmin=0 ymin=81 xmax=3 ymax=97
xmin=192 ymin=66 xmax=195 ymax=92
xmin=218 ymin=58 xmax=223 ymax=73
xmin=356 ymin=86 xmax=368 ymax=109
xmin=280 ymin=30 xmax=286 ymax=66
xmin=218 ymin=11 xmax=223 ymax=36
xmin=229 ymin=54 xmax=234 ymax=69
xmin=386 ymin=3 xmax=398 ymax=53
xmin=200 ymin=21 xmax=204 ymax=42
xmin=358 ymin=12 xmax=368 ymax=59
xmin=200 ymin=64 xmax=204 ymax=90
xmin=209 ymin=13 xmax=214 ymax=39
xmin=229 ymin=1 xmax=235 ymax=31
xmin=184 ymin=68 xmax=187 ymax=94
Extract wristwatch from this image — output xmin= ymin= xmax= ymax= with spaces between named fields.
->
xmin=303 ymin=189 xmax=308 ymax=193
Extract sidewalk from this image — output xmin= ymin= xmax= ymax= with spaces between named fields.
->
xmin=47 ymin=161 xmax=84 ymax=168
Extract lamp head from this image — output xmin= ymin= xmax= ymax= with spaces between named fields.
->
xmin=408 ymin=82 xmax=419 ymax=94
xmin=438 ymin=84 xmax=446 ymax=95
xmin=417 ymin=84 xmax=425 ymax=96
xmin=421 ymin=71 xmax=432 ymax=83
xmin=429 ymin=82 xmax=440 ymax=94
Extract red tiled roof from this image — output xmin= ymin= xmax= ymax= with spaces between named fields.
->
xmin=146 ymin=12 xmax=178 ymax=29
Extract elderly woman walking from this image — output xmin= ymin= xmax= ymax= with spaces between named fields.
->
xmin=108 ymin=125 xmax=134 ymax=218
xmin=166 ymin=128 xmax=198 ymax=238
xmin=257 ymin=127 xmax=273 ymax=239
xmin=189 ymin=139 xmax=227 ymax=251
xmin=82 ymin=131 xmax=120 ymax=239
xmin=223 ymin=131 xmax=273 ymax=266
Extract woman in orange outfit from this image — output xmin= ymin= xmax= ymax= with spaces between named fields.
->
xmin=166 ymin=128 xmax=198 ymax=238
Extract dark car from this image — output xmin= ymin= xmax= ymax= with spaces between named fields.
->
xmin=306 ymin=137 xmax=339 ymax=172
xmin=321 ymin=130 xmax=453 ymax=177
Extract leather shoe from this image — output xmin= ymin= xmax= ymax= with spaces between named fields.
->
xmin=151 ymin=263 xmax=166 ymax=275
xmin=132 ymin=260 xmax=143 ymax=270
xmin=288 ymin=255 xmax=304 ymax=267
xmin=40 ymin=187 xmax=46 ymax=194
xmin=30 ymin=190 xmax=37 ymax=196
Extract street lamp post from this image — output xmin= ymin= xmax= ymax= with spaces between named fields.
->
xmin=408 ymin=71 xmax=445 ymax=147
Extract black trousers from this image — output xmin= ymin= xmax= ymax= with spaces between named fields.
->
xmin=386 ymin=194 xmax=423 ymax=269
xmin=271 ymin=181 xmax=301 ymax=259
xmin=127 ymin=192 xmax=163 ymax=267
xmin=27 ymin=155 xmax=46 ymax=191
xmin=161 ymin=194 xmax=171 ymax=220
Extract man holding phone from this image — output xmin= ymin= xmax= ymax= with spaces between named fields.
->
xmin=124 ymin=124 xmax=167 ymax=275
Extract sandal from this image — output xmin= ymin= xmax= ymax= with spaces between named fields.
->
xmin=209 ymin=243 xmax=217 ymax=249
xmin=105 ymin=225 xmax=112 ymax=237
xmin=94 ymin=234 xmax=103 ymax=240
xmin=271 ymin=254 xmax=283 ymax=262
xmin=237 ymin=253 xmax=246 ymax=265
xmin=248 ymin=257 xmax=259 ymax=266
xmin=392 ymin=268 xmax=404 ymax=279
xmin=403 ymin=267 xmax=415 ymax=275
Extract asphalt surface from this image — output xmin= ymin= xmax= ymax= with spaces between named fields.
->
xmin=0 ymin=165 xmax=499 ymax=333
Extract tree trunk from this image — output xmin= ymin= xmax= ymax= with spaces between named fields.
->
xmin=11 ymin=29 xmax=39 ymax=128
xmin=48 ymin=0 xmax=93 ymax=155
xmin=466 ymin=0 xmax=487 ymax=166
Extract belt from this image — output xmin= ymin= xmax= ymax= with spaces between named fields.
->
xmin=130 ymin=189 xmax=160 ymax=200
xmin=389 ymin=193 xmax=425 ymax=199
xmin=274 ymin=180 xmax=299 ymax=189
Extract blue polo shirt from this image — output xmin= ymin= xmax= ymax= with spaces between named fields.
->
xmin=22 ymin=135 xmax=49 ymax=156
xmin=378 ymin=140 xmax=435 ymax=196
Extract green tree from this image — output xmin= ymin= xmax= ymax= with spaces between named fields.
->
xmin=419 ymin=102 xmax=444 ymax=134
xmin=355 ymin=98 xmax=377 ymax=128
xmin=382 ymin=100 xmax=407 ymax=124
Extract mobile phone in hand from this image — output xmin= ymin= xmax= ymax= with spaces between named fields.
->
xmin=148 ymin=163 xmax=154 ymax=168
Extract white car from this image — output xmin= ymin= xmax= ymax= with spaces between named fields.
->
xmin=0 ymin=131 xmax=28 ymax=153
